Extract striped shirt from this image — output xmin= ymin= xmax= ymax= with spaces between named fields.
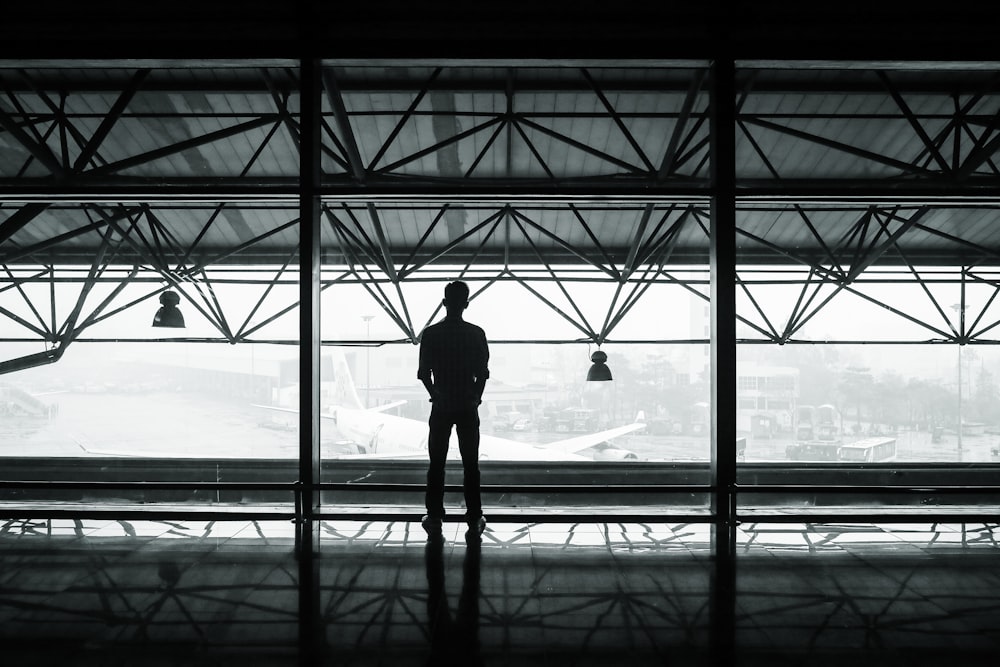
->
xmin=417 ymin=317 xmax=489 ymax=409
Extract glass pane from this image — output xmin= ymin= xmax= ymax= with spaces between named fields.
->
xmin=0 ymin=203 xmax=300 ymax=507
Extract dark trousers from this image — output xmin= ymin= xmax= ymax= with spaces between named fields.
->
xmin=425 ymin=406 xmax=482 ymax=520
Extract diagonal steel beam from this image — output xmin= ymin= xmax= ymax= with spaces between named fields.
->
xmin=330 ymin=204 xmax=390 ymax=275
xmin=738 ymin=272 xmax=781 ymax=342
xmin=398 ymin=207 xmax=506 ymax=275
xmin=631 ymin=206 xmax=691 ymax=273
xmin=580 ymin=68 xmax=655 ymax=172
xmin=398 ymin=205 xmax=450 ymax=278
xmin=876 ymin=70 xmax=950 ymax=175
xmin=837 ymin=280 xmax=956 ymax=341
xmin=738 ymin=119 xmax=846 ymax=277
xmin=871 ymin=213 xmax=962 ymax=340
xmin=235 ymin=247 xmax=298 ymax=340
xmin=0 ymin=108 xmax=65 ymax=179
xmin=376 ymin=116 xmax=504 ymax=174
xmin=506 ymin=269 xmax=596 ymax=342
xmin=87 ymin=115 xmax=279 ymax=175
xmin=911 ymin=84 xmax=998 ymax=173
xmin=366 ymin=204 xmax=398 ymax=283
xmin=91 ymin=206 xmax=230 ymax=336
xmin=0 ymin=302 xmax=50 ymax=338
xmin=187 ymin=217 xmax=300 ymax=273
xmin=322 ymin=69 xmax=366 ymax=182
xmin=261 ymin=67 xmax=302 ymax=153
xmin=740 ymin=116 xmax=936 ymax=177
xmin=0 ymin=202 xmax=50 ymax=246
xmin=67 ymin=265 xmax=140 ymax=341
xmin=956 ymin=120 xmax=1000 ymax=179
xmin=965 ymin=279 xmax=1000 ymax=340
xmin=674 ymin=133 xmax=711 ymax=176
xmin=55 ymin=224 xmax=115 ymax=343
xmin=57 ymin=93 xmax=68 ymax=171
xmin=73 ymin=69 xmax=150 ymax=172
xmin=0 ymin=267 xmax=48 ymax=296
xmin=843 ymin=207 xmax=930 ymax=283
xmin=516 ymin=117 xmax=646 ymax=174
xmin=13 ymin=70 xmax=91 ymax=150
xmin=783 ymin=269 xmax=838 ymax=341
xmin=509 ymin=213 xmax=596 ymax=339
xmin=732 ymin=226 xmax=841 ymax=283
xmin=367 ymin=67 xmax=442 ymax=172
xmin=511 ymin=120 xmax=555 ymax=178
xmin=325 ymin=215 xmax=410 ymax=336
xmin=622 ymin=203 xmax=655 ymax=278
xmin=509 ymin=208 xmax=619 ymax=280
xmin=567 ymin=204 xmax=620 ymax=280
xmin=659 ymin=68 xmax=707 ymax=181
xmin=193 ymin=268 xmax=236 ymax=342
xmin=2 ymin=265 xmax=51 ymax=337
xmin=464 ymin=119 xmax=508 ymax=178
xmin=602 ymin=226 xmax=687 ymax=341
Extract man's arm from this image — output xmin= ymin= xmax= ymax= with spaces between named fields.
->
xmin=417 ymin=334 xmax=439 ymax=402
xmin=473 ymin=329 xmax=489 ymax=404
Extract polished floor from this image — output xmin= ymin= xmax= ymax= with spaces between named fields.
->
xmin=1 ymin=517 xmax=999 ymax=666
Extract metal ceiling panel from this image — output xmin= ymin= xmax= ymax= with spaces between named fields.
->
xmin=4 ymin=61 xmax=1000 ymax=271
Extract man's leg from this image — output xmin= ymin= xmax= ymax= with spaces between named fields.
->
xmin=425 ymin=408 xmax=452 ymax=527
xmin=455 ymin=408 xmax=483 ymax=527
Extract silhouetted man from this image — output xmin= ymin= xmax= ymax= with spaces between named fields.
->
xmin=418 ymin=281 xmax=489 ymax=537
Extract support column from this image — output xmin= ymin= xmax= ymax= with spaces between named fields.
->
xmin=298 ymin=56 xmax=323 ymax=554
xmin=709 ymin=56 xmax=737 ymax=667
xmin=298 ymin=55 xmax=324 ymax=667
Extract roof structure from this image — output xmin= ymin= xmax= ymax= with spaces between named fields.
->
xmin=5 ymin=61 xmax=1000 ymax=266
xmin=3 ymin=4 xmax=1000 ymax=358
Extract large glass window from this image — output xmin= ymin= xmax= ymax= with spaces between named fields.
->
xmin=0 ymin=203 xmax=300 ymax=506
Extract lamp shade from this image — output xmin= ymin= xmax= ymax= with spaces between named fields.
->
xmin=152 ymin=290 xmax=185 ymax=328
xmin=586 ymin=350 xmax=612 ymax=381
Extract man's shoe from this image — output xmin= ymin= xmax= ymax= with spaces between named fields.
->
xmin=421 ymin=515 xmax=443 ymax=535
xmin=467 ymin=515 xmax=486 ymax=536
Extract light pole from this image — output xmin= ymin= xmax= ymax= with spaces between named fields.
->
xmin=362 ymin=315 xmax=374 ymax=408
xmin=951 ymin=303 xmax=966 ymax=460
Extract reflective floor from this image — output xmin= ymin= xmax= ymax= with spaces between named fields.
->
xmin=1 ymin=518 xmax=999 ymax=666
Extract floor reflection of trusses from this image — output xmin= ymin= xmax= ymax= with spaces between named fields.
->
xmin=2 ymin=518 xmax=1000 ymax=659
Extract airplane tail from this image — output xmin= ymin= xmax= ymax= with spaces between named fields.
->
xmin=328 ymin=349 xmax=365 ymax=410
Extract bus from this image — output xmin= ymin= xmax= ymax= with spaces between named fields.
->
xmin=786 ymin=436 xmax=896 ymax=462
xmin=838 ymin=436 xmax=897 ymax=462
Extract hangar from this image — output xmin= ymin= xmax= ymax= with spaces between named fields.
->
xmin=2 ymin=3 xmax=1000 ymax=665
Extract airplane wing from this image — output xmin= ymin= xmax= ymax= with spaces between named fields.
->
xmin=251 ymin=401 xmax=646 ymax=462
xmin=252 ymin=403 xmax=336 ymax=418
xmin=368 ymin=400 xmax=406 ymax=413
xmin=251 ymin=402 xmax=405 ymax=416
xmin=531 ymin=421 xmax=647 ymax=455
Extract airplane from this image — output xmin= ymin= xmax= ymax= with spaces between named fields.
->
xmin=0 ymin=383 xmax=63 ymax=419
xmin=254 ymin=351 xmax=646 ymax=462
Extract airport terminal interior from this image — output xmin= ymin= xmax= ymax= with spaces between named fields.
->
xmin=3 ymin=4 xmax=1000 ymax=665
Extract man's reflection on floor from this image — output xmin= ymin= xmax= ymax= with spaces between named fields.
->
xmin=424 ymin=532 xmax=483 ymax=667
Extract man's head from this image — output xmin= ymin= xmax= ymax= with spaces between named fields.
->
xmin=443 ymin=280 xmax=470 ymax=313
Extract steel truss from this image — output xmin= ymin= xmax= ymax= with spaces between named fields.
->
xmin=3 ymin=200 xmax=1000 ymax=357
xmin=2 ymin=59 xmax=1000 ymax=543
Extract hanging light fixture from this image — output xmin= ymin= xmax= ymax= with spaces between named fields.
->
xmin=586 ymin=349 xmax=612 ymax=382
xmin=152 ymin=290 xmax=185 ymax=328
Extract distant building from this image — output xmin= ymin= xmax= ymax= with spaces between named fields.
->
xmin=737 ymin=363 xmax=800 ymax=436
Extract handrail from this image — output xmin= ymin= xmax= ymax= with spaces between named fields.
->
xmin=736 ymin=484 xmax=1000 ymax=494
xmin=0 ymin=480 xmax=712 ymax=493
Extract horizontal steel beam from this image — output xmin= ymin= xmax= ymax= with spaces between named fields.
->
xmin=7 ymin=182 xmax=1000 ymax=203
